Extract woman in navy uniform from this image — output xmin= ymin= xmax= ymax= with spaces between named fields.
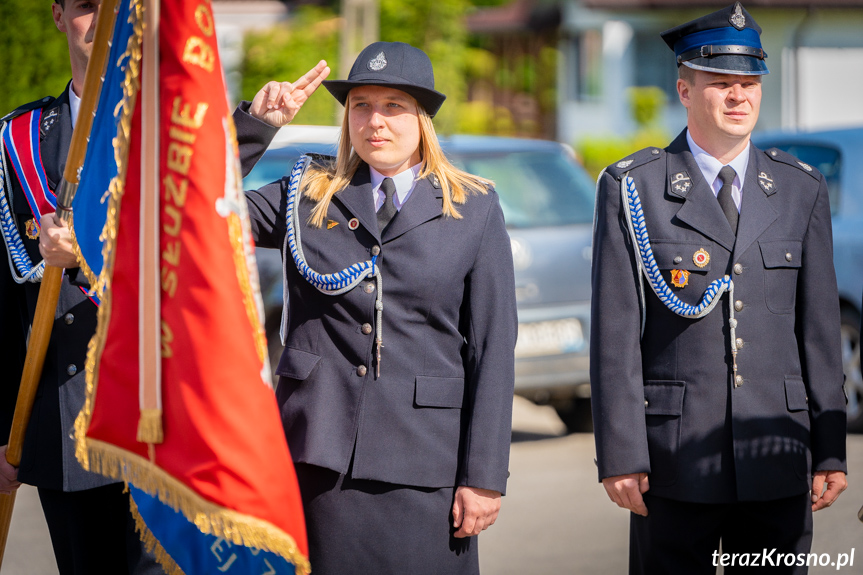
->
xmin=241 ymin=42 xmax=517 ymax=574
xmin=590 ymin=3 xmax=847 ymax=574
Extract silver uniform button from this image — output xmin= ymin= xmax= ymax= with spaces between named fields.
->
xmin=734 ymin=375 xmax=744 ymax=387
xmin=356 ymin=365 xmax=368 ymax=377
xmin=673 ymin=256 xmax=683 ymax=264
xmin=734 ymin=300 xmax=744 ymax=312
xmin=644 ymin=400 xmax=649 ymax=406
xmin=364 ymin=283 xmax=375 ymax=294
xmin=651 ymin=148 xmax=660 ymax=155
xmin=733 ymin=263 xmax=743 ymax=275
xmin=371 ymin=245 xmax=381 ymax=256
xmin=735 ymin=338 xmax=744 ymax=350
xmin=361 ymin=323 xmax=373 ymax=335
xmin=64 ymin=313 xmax=75 ymax=325
xmin=785 ymin=252 xmax=793 ymax=262
xmin=67 ymin=364 xmax=78 ymax=376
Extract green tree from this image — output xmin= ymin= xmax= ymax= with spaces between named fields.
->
xmin=0 ymin=1 xmax=72 ymax=114
xmin=241 ymin=6 xmax=342 ymax=126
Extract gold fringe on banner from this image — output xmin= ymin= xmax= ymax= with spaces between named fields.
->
xmin=74 ymin=438 xmax=311 ymax=574
xmin=136 ymin=408 xmax=164 ymax=444
xmin=129 ymin=494 xmax=184 ymax=575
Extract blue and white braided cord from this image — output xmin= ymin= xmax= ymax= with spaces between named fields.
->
xmin=286 ymin=156 xmax=379 ymax=294
xmin=283 ymin=156 xmax=385 ymax=372
xmin=0 ymin=121 xmax=44 ymax=284
xmin=621 ymin=175 xmax=738 ymax=364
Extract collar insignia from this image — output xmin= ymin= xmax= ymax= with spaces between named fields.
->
xmin=25 ymin=218 xmax=40 ymax=240
xmin=368 ymin=52 xmax=388 ymax=72
xmin=757 ymin=171 xmax=775 ymax=193
xmin=730 ymin=3 xmax=746 ymax=30
xmin=40 ymin=109 xmax=58 ymax=135
xmin=670 ymin=171 xmax=692 ymax=194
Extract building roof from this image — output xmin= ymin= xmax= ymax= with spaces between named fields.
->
xmin=582 ymin=0 xmax=863 ymax=8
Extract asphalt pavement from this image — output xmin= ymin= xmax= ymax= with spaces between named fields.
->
xmin=3 ymin=397 xmax=861 ymax=574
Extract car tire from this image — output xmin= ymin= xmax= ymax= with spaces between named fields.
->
xmin=841 ymin=306 xmax=863 ymax=432
xmin=554 ymin=398 xmax=594 ymax=433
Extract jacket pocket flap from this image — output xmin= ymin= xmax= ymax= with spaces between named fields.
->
xmin=650 ymin=240 xmax=713 ymax=271
xmin=415 ymin=376 xmax=465 ymax=408
xmin=784 ymin=376 xmax=809 ymax=412
xmin=759 ymin=240 xmax=803 ymax=269
xmin=275 ymin=347 xmax=322 ymax=380
xmin=643 ymin=381 xmax=685 ymax=416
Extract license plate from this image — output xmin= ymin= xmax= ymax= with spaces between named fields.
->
xmin=515 ymin=318 xmax=585 ymax=358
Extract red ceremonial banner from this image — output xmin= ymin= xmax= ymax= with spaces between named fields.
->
xmin=74 ymin=1 xmax=308 ymax=572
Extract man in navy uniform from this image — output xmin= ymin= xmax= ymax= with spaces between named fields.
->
xmin=590 ymin=3 xmax=847 ymax=573
xmin=0 ymin=2 xmax=166 ymax=573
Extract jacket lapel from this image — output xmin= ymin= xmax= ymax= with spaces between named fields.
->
xmin=333 ymin=163 xmax=380 ymax=240
xmin=40 ymin=87 xmax=72 ymax=191
xmin=667 ymin=132 xmax=737 ymax=253
xmin=732 ymin=145 xmax=778 ymax=261
xmin=381 ymin=176 xmax=443 ymax=243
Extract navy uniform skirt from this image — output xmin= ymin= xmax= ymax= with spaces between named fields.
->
xmin=295 ymin=463 xmax=479 ymax=575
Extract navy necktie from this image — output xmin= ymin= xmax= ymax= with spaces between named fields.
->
xmin=377 ymin=177 xmax=397 ymax=233
xmin=717 ymin=165 xmax=738 ymax=235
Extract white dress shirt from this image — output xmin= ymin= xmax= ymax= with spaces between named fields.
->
xmin=686 ymin=130 xmax=749 ymax=213
xmin=370 ymin=163 xmax=422 ymax=212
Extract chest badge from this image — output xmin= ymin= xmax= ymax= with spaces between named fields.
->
xmin=348 ymin=217 xmax=360 ymax=230
xmin=693 ymin=248 xmax=710 ymax=268
xmin=327 ymin=219 xmax=339 ymax=229
xmin=671 ymin=269 xmax=690 ymax=288
xmin=25 ymin=218 xmax=40 ymax=240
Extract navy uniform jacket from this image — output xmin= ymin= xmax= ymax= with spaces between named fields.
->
xmin=243 ymin=142 xmax=517 ymax=494
xmin=590 ymin=130 xmax=846 ymax=504
xmin=0 ymin=89 xmax=113 ymax=491
xmin=0 ymin=96 xmax=269 ymax=491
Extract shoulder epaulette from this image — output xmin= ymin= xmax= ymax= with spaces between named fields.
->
xmin=763 ymin=147 xmax=821 ymax=180
xmin=605 ymin=146 xmax=665 ymax=180
xmin=0 ymin=96 xmax=55 ymax=124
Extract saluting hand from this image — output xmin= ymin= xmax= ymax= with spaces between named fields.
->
xmin=39 ymin=213 xmax=79 ymax=269
xmin=602 ymin=472 xmax=649 ymax=517
xmin=0 ymin=445 xmax=21 ymax=495
xmin=811 ymin=470 xmax=847 ymax=512
xmin=452 ymin=486 xmax=501 ymax=538
xmin=249 ymin=60 xmax=331 ymax=128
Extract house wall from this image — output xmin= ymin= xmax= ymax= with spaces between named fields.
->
xmin=557 ymin=3 xmax=863 ymax=146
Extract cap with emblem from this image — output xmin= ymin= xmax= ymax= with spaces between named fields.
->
xmin=661 ymin=2 xmax=768 ymax=76
xmin=323 ymin=41 xmax=447 ymax=117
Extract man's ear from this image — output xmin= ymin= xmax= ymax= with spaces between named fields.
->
xmin=52 ymin=3 xmax=66 ymax=33
xmin=677 ymin=78 xmax=691 ymax=110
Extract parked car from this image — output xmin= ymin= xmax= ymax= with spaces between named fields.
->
xmin=753 ymin=127 xmax=863 ymax=431
xmin=243 ymin=127 xmax=598 ymax=429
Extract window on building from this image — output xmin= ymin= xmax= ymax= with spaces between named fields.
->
xmin=632 ymin=31 xmax=678 ymax=99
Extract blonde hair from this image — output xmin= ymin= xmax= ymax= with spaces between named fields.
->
xmin=303 ymin=96 xmax=492 ymax=228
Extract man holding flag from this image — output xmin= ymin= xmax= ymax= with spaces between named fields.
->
xmin=0 ymin=1 xmax=164 ymax=572
xmin=2 ymin=1 xmax=324 ymax=572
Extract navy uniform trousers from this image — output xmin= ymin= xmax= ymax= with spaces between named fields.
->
xmin=590 ymin=130 xmax=847 ymax=574
xmin=236 ymin=109 xmax=518 ymax=573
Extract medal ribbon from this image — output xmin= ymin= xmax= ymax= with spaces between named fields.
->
xmin=3 ymin=109 xmax=57 ymax=227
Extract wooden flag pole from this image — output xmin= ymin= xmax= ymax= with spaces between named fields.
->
xmin=0 ymin=0 xmax=119 ymax=566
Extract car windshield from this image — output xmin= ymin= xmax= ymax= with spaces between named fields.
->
xmin=243 ymin=142 xmax=596 ymax=229
xmin=449 ymin=150 xmax=596 ymax=228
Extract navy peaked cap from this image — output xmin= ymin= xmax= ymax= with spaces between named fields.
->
xmin=323 ymin=42 xmax=447 ymax=117
xmin=661 ymin=2 xmax=768 ymax=75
